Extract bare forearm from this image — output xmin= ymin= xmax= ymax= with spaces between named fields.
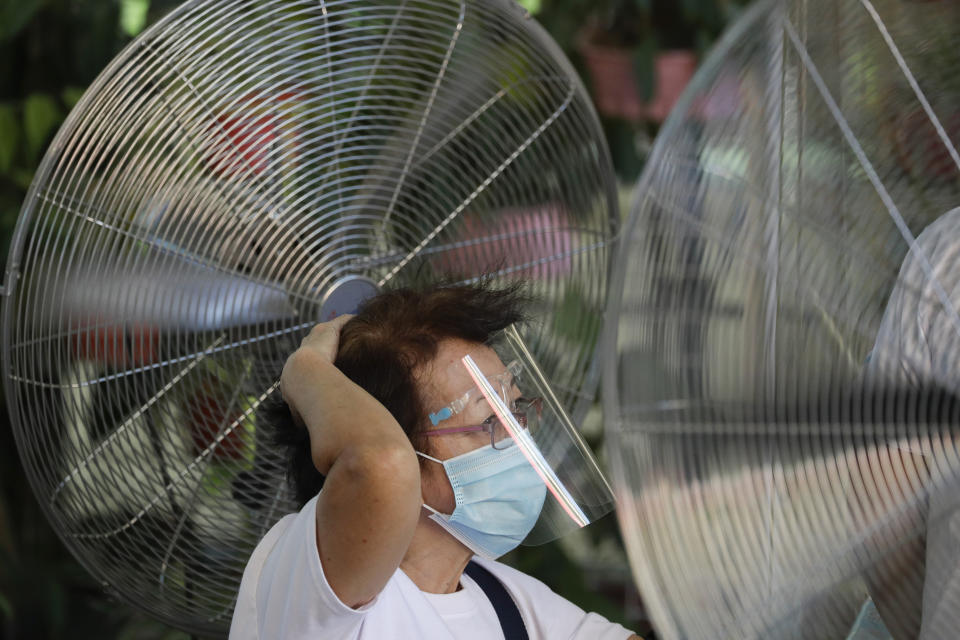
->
xmin=317 ymin=444 xmax=422 ymax=606
xmin=281 ymin=338 xmax=422 ymax=606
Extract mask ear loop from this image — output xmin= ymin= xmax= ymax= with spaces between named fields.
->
xmin=421 ymin=503 xmax=445 ymax=517
xmin=416 ymin=450 xmax=444 ymax=464
xmin=414 ymin=450 xmax=455 ymax=522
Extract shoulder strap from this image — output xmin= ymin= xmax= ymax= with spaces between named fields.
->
xmin=464 ymin=560 xmax=529 ymax=640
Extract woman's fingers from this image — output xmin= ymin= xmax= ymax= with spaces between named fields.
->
xmin=299 ymin=314 xmax=355 ymax=362
xmin=280 ymin=314 xmax=355 ymax=414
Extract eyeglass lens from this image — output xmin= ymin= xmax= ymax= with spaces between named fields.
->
xmin=491 ymin=399 xmax=540 ymax=449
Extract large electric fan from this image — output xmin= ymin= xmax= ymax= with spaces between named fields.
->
xmin=605 ymin=0 xmax=960 ymax=638
xmin=2 ymin=1 xmax=616 ymax=635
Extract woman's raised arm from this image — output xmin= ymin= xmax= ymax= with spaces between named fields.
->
xmin=280 ymin=317 xmax=421 ymax=608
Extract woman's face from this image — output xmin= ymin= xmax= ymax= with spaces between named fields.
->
xmin=416 ymin=338 xmax=516 ymax=513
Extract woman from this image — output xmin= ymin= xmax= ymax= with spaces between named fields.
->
xmin=230 ymin=282 xmax=640 ymax=639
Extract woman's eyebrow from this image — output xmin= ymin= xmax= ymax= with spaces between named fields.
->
xmin=467 ymin=370 xmax=511 ymax=406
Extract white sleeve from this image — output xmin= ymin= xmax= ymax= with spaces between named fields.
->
xmin=566 ymin=611 xmax=636 ymax=640
xmin=230 ymin=494 xmax=378 ymax=640
xmin=475 ymin=558 xmax=634 ymax=640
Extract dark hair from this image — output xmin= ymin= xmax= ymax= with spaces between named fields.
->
xmin=270 ymin=280 xmax=528 ymax=506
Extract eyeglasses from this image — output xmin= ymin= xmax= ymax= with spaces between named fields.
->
xmin=424 ymin=397 xmax=543 ymax=450
xmin=427 ymin=360 xmax=523 ymax=427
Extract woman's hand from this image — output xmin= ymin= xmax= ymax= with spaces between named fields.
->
xmin=280 ymin=315 xmax=353 ymax=426
xmin=293 ymin=314 xmax=353 ymax=364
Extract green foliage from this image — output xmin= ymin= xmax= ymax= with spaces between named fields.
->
xmin=0 ymin=104 xmax=18 ymax=173
xmin=61 ymin=87 xmax=86 ymax=111
xmin=0 ymin=89 xmax=71 ymax=266
xmin=516 ymin=0 xmax=542 ymax=14
xmin=120 ymin=0 xmax=151 ymax=37
xmin=0 ymin=0 xmax=44 ymax=42
xmin=23 ymin=93 xmax=63 ymax=163
xmin=0 ymin=592 xmax=11 ymax=620
xmin=0 ymin=3 xmax=195 ymax=638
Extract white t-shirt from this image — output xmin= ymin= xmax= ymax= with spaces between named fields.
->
xmin=230 ymin=494 xmax=633 ymax=640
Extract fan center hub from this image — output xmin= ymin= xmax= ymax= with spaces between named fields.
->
xmin=319 ymin=276 xmax=380 ymax=321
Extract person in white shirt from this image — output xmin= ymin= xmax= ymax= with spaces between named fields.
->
xmin=229 ymin=281 xmax=640 ymax=640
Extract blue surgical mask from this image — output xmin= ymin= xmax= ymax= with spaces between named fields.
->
xmin=418 ymin=442 xmax=547 ymax=559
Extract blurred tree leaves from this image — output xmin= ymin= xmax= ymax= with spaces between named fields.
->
xmin=0 ymin=104 xmax=18 ymax=173
xmin=120 ymin=0 xmax=151 ymax=37
xmin=0 ymin=2 xmax=196 ymax=638
xmin=23 ymin=93 xmax=63 ymax=163
xmin=516 ymin=0 xmax=543 ymax=14
xmin=0 ymin=0 xmax=125 ymax=270
xmin=0 ymin=0 xmax=44 ymax=42
xmin=0 ymin=91 xmax=73 ymax=192
xmin=61 ymin=86 xmax=85 ymax=109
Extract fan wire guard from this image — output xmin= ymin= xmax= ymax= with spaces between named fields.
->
xmin=2 ymin=0 xmax=616 ymax=634
xmin=605 ymin=0 xmax=960 ymax=638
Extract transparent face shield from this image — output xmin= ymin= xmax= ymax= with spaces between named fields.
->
xmin=422 ymin=324 xmax=615 ymax=548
